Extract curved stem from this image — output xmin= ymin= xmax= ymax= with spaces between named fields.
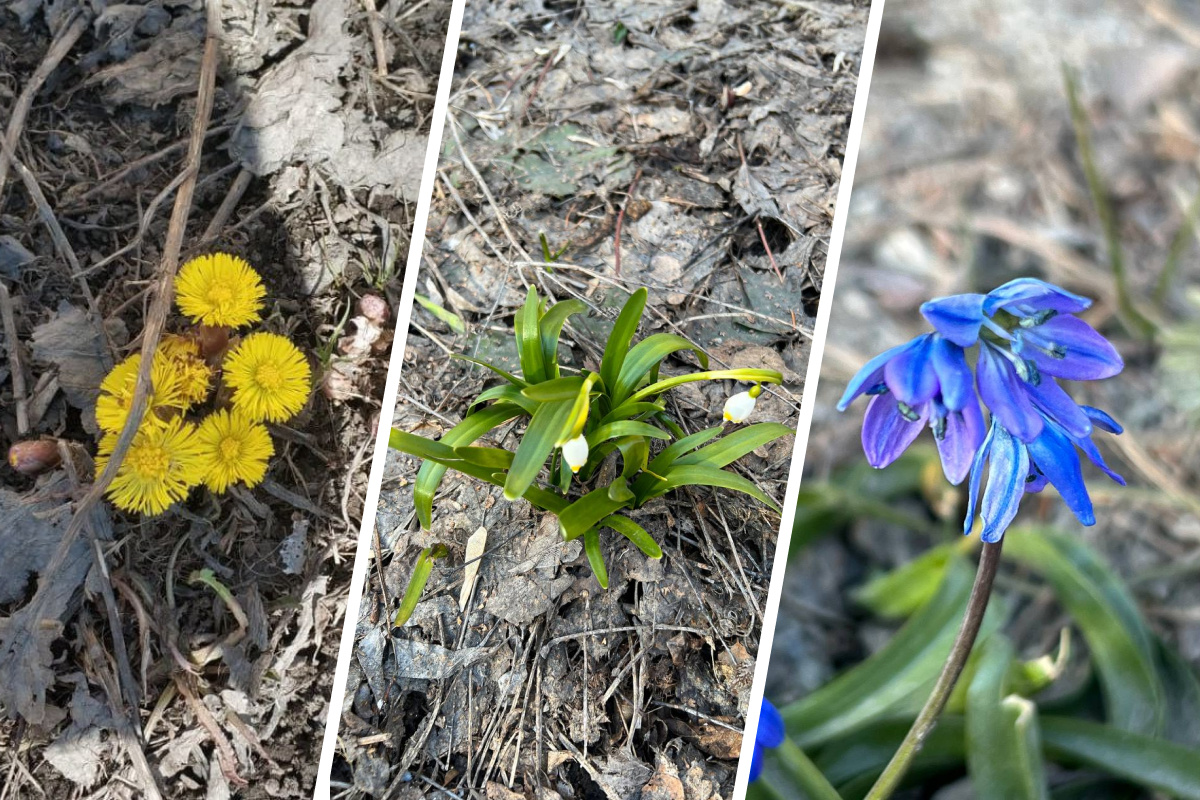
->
xmin=864 ymin=538 xmax=1006 ymax=800
xmin=777 ymin=738 xmax=843 ymax=800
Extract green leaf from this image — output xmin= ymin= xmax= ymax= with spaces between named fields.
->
xmin=452 ymin=353 xmax=527 ymax=387
xmin=414 ymin=293 xmax=466 ymax=334
xmin=645 ymin=425 xmax=723 ymax=475
xmin=783 ymin=557 xmax=976 ymax=746
xmin=1156 ymin=638 xmax=1200 ymax=746
xmin=775 ymin=739 xmax=844 ymax=800
xmin=583 ymin=529 xmax=609 ymax=589
xmin=563 ymin=372 xmax=599 ymax=443
xmin=625 ymin=368 xmax=783 ymax=405
xmin=600 ymin=515 xmax=662 ymax=559
xmin=452 ymin=446 xmax=515 ymax=469
xmin=612 ymin=333 xmax=708 ymax=404
xmin=515 ymin=285 xmax=548 ymax=383
xmin=586 ymin=421 xmax=671 ymax=448
xmin=966 ymin=635 xmax=1050 ymax=800
xmin=539 ymin=299 xmax=586 ymax=379
xmin=614 ymin=435 xmax=648 ymax=480
xmin=522 ymin=376 xmax=584 ymax=402
xmin=471 ymin=383 xmax=538 ymax=414
xmin=607 ymin=475 xmax=634 ymax=503
xmin=1004 ymin=527 xmax=1164 ymax=736
xmin=853 ymin=543 xmax=957 ymax=620
xmin=638 ymin=464 xmax=779 ymax=511
xmin=393 ymin=543 xmax=449 ymax=628
xmin=504 ymin=398 xmax=575 ymax=501
xmin=1042 ymin=717 xmax=1200 ymax=800
xmin=676 ymin=422 xmax=794 ymax=468
xmin=559 ymin=487 xmax=633 ymax=541
xmin=599 ymin=401 xmax=666 ymax=425
xmin=599 ymin=288 xmax=647 ymax=397
xmin=815 ymin=716 xmax=967 ymax=795
xmin=397 ymin=404 xmax=525 ymax=528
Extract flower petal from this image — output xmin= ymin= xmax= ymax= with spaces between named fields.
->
xmin=935 ymin=396 xmax=985 ymax=486
xmin=1028 ymin=378 xmax=1092 ymax=440
xmin=979 ymin=424 xmax=1029 ymax=543
xmin=750 ymin=745 xmax=765 ymax=782
xmin=1016 ymin=314 xmax=1123 ymax=380
xmin=862 ymin=394 xmax=927 ymax=469
xmin=920 ymin=293 xmax=987 ymax=347
xmin=757 ymin=700 xmax=786 ymax=748
xmin=1027 ymin=423 xmax=1095 ymax=526
xmin=930 ymin=336 xmax=974 ymax=411
xmin=976 ymin=345 xmax=1043 ymax=442
xmin=1025 ymin=470 xmax=1048 ymax=493
xmin=837 ymin=338 xmax=922 ymax=411
xmin=884 ymin=334 xmax=939 ymax=405
xmin=964 ymin=421 xmax=996 ymax=535
xmin=983 ymin=278 xmax=1092 ymax=316
xmin=1081 ymin=405 xmax=1123 ymax=434
xmin=1077 ymin=436 xmax=1126 ymax=486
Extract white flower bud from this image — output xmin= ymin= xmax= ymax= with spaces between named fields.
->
xmin=562 ymin=434 xmax=589 ymax=473
xmin=723 ymin=391 xmax=756 ymax=423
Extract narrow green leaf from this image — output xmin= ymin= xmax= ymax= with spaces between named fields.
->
xmin=612 ymin=333 xmax=708 ymax=404
xmin=539 ymin=299 xmax=587 ymax=378
xmin=775 ymin=740 xmax=843 ymax=800
xmin=625 ymin=368 xmax=783 ymax=405
xmin=676 ymin=422 xmax=794 ymax=468
xmin=522 ymin=376 xmax=584 ymax=402
xmin=614 ymin=435 xmax=648 ymax=480
xmin=393 ymin=543 xmax=449 ymax=628
xmin=515 ymin=285 xmax=548 ymax=383
xmin=606 ymin=475 xmax=634 ymax=503
xmin=1004 ymin=527 xmax=1164 ymax=736
xmin=504 ymin=398 xmax=575 ymax=501
xmin=645 ymin=425 xmax=723 ymax=475
xmin=638 ymin=463 xmax=779 ymax=510
xmin=599 ymin=401 xmax=666 ymax=425
xmin=583 ymin=529 xmax=609 ymax=589
xmin=471 ymin=383 xmax=537 ymax=414
xmin=413 ymin=293 xmax=466 ymax=334
xmin=586 ymin=421 xmax=671 ymax=448
xmin=451 ymin=446 xmax=515 ymax=469
xmin=1156 ymin=638 xmax=1200 ymax=746
xmin=559 ymin=488 xmax=633 ymax=541
xmin=452 ymin=353 xmax=527 ymax=387
xmin=815 ymin=716 xmax=967 ymax=794
xmin=1042 ymin=717 xmax=1200 ymax=800
xmin=600 ymin=515 xmax=662 ymax=559
xmin=599 ymin=288 xmax=647 ymax=396
xmin=853 ymin=543 xmax=957 ymax=620
xmin=966 ymin=635 xmax=1051 ymax=800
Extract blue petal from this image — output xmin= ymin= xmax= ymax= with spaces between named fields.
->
xmin=1077 ymin=435 xmax=1126 ymax=486
xmin=1082 ymin=405 xmax=1123 ymax=434
xmin=1016 ymin=315 xmax=1123 ymax=381
xmin=976 ymin=345 xmax=1044 ymax=442
xmin=964 ymin=421 xmax=996 ymax=535
xmin=884 ymin=334 xmax=939 ymax=405
xmin=757 ymin=699 xmax=785 ymax=748
xmin=1027 ymin=423 xmax=1095 ymax=526
xmin=983 ymin=278 xmax=1092 ymax=316
xmin=979 ymin=424 xmax=1030 ymax=543
xmin=750 ymin=745 xmax=765 ymax=782
xmin=930 ymin=336 xmax=974 ymax=411
xmin=862 ymin=394 xmax=928 ymax=469
xmin=920 ymin=294 xmax=987 ymax=347
xmin=837 ymin=338 xmax=922 ymax=411
xmin=1028 ymin=377 xmax=1092 ymax=440
xmin=1025 ymin=470 xmax=1048 ymax=493
xmin=935 ymin=395 xmax=985 ymax=486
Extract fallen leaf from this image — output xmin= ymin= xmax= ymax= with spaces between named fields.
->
xmin=460 ymin=526 xmax=487 ymax=610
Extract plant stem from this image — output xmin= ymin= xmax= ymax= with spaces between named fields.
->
xmin=863 ymin=538 xmax=1006 ymax=800
xmin=777 ymin=738 xmax=843 ymax=800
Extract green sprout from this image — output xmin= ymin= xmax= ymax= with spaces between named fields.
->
xmin=390 ymin=286 xmax=791 ymax=593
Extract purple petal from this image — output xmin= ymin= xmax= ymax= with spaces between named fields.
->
xmin=980 ymin=424 xmax=1030 ymax=543
xmin=1081 ymin=405 xmax=1123 ymax=435
xmin=1027 ymin=423 xmax=1095 ymax=526
xmin=1028 ymin=378 xmax=1092 ymax=440
xmin=862 ymin=394 xmax=928 ymax=469
xmin=1077 ymin=436 xmax=1126 ymax=486
xmin=1016 ymin=315 xmax=1123 ymax=381
xmin=837 ymin=339 xmax=923 ymax=411
xmin=976 ymin=345 xmax=1044 ymax=442
xmin=884 ymin=334 xmax=939 ymax=406
xmin=920 ymin=293 xmax=987 ymax=347
xmin=983 ymin=278 xmax=1092 ymax=316
xmin=930 ymin=336 xmax=974 ymax=411
xmin=757 ymin=700 xmax=785 ymax=748
xmin=964 ymin=421 xmax=996 ymax=535
xmin=935 ymin=396 xmax=985 ymax=486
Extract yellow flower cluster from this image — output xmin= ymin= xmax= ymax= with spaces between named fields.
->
xmin=94 ymin=253 xmax=308 ymax=516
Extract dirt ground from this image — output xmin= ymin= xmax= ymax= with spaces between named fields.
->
xmin=330 ymin=0 xmax=869 ymax=797
xmin=768 ymin=0 xmax=1200 ymax=755
xmin=0 ymin=0 xmax=450 ymax=797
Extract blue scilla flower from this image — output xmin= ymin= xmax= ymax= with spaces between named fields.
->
xmin=964 ymin=406 xmax=1126 ymax=542
xmin=750 ymin=698 xmax=785 ymax=781
xmin=838 ymin=333 xmax=985 ymax=484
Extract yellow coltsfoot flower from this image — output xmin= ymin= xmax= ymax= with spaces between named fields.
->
xmin=223 ymin=332 xmax=311 ymax=422
xmin=195 ymin=408 xmax=274 ymax=493
xmin=96 ymin=417 xmax=205 ymax=515
xmin=723 ymin=384 xmax=762 ymax=424
xmin=561 ymin=434 xmax=589 ymax=473
xmin=158 ymin=334 xmax=214 ymax=407
xmin=95 ymin=353 xmax=186 ymax=433
xmin=175 ymin=252 xmax=266 ymax=328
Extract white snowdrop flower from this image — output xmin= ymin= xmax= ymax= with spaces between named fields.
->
xmin=562 ymin=434 xmax=589 ymax=473
xmin=723 ymin=386 xmax=762 ymax=424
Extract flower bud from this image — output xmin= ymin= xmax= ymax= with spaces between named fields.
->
xmin=8 ymin=439 xmax=62 ymax=475
xmin=561 ymin=434 xmax=589 ymax=473
xmin=723 ymin=390 xmax=757 ymax=423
